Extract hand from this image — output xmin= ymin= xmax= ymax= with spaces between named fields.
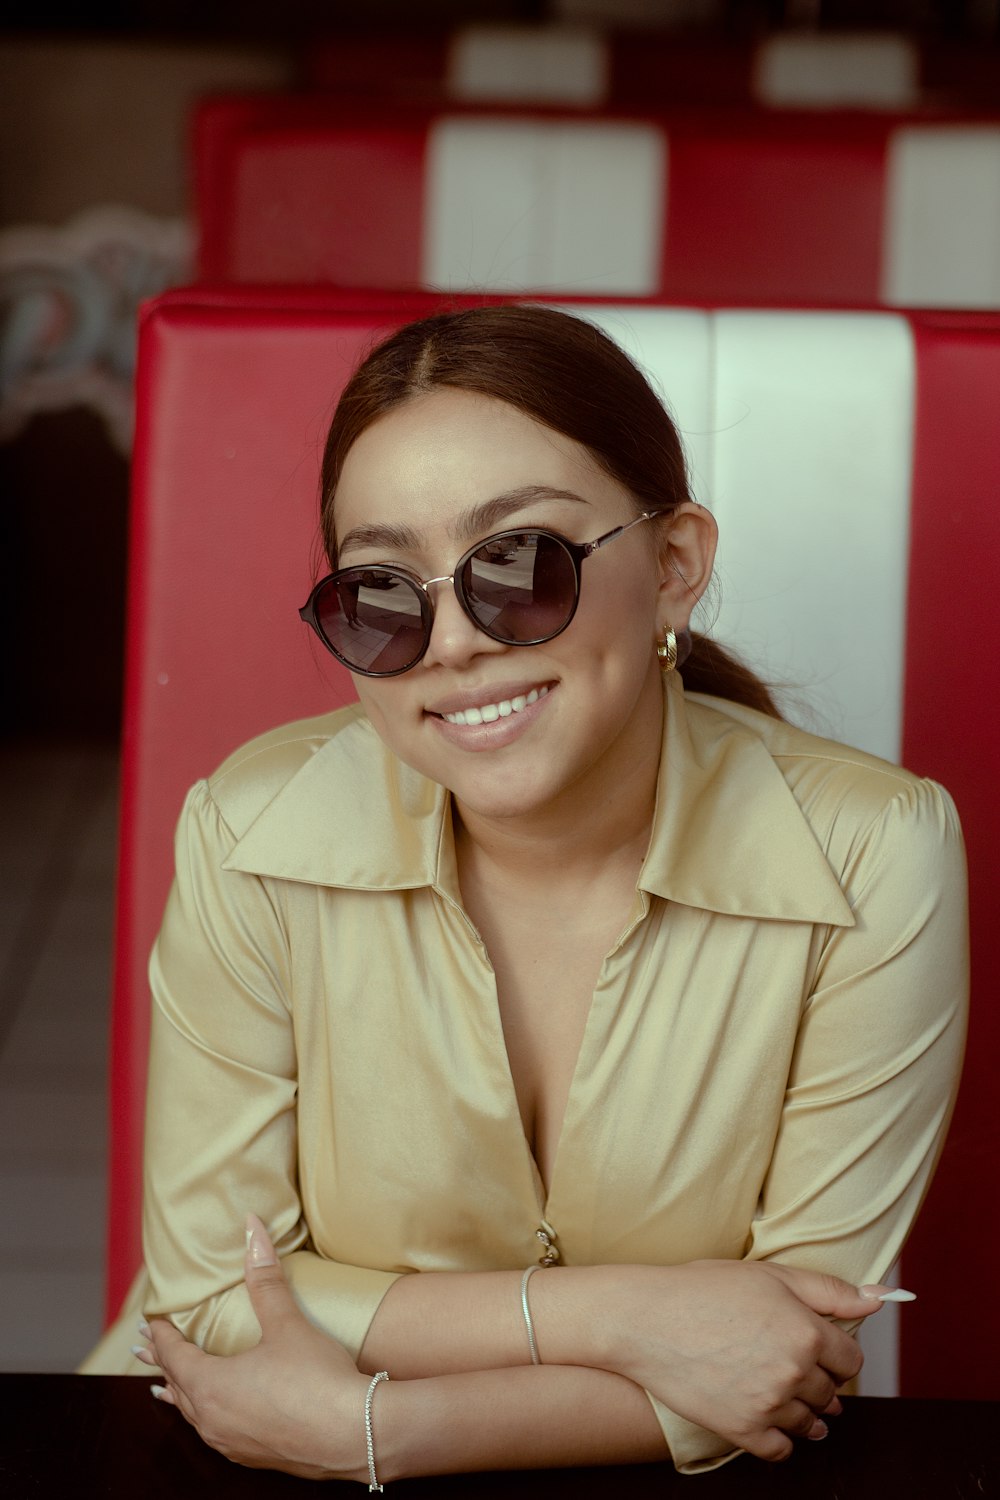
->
xmin=135 ymin=1214 xmax=370 ymax=1480
xmin=594 ymin=1259 xmax=892 ymax=1462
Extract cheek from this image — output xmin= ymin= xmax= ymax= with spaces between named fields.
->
xmin=353 ymin=679 xmax=432 ymax=768
xmin=353 ymin=680 xmax=398 ymax=745
xmin=572 ymin=563 xmax=661 ymax=653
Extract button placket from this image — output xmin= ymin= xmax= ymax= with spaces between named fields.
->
xmin=535 ymin=1219 xmax=560 ymax=1266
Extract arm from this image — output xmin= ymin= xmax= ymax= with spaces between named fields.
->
xmin=361 ymin=774 xmax=968 ymax=1468
xmin=142 ymin=780 xmax=400 ymax=1359
xmin=146 ymin=1216 xmax=891 ymax=1477
xmin=147 ymin=1216 xmax=668 ymax=1480
xmin=747 ymin=777 xmax=968 ymax=1278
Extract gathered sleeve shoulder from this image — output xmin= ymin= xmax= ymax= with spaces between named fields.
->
xmin=141 ymin=778 xmax=400 ymax=1358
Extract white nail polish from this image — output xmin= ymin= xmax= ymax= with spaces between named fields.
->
xmin=151 ymin=1384 xmax=167 ymax=1399
xmin=876 ymin=1288 xmax=917 ymax=1303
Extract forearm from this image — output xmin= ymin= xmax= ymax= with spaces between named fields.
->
xmin=373 ymin=1363 xmax=669 ymax=1480
xmin=358 ymin=1264 xmax=611 ymax=1378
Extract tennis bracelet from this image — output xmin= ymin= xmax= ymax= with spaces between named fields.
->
xmin=365 ymin=1370 xmax=390 ymax=1492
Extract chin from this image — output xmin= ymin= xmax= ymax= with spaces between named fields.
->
xmin=449 ymin=761 xmax=584 ymax=825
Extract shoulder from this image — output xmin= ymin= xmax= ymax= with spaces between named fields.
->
xmin=684 ymin=690 xmax=963 ymax=875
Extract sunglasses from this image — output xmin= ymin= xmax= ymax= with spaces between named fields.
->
xmin=299 ymin=511 xmax=657 ymax=677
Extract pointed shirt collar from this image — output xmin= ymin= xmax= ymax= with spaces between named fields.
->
xmin=223 ymin=678 xmax=854 ymax=928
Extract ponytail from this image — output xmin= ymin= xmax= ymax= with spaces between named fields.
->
xmin=682 ymin=634 xmax=782 ymax=720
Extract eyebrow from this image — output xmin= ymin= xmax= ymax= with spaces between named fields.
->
xmin=337 ymin=485 xmax=591 ymax=558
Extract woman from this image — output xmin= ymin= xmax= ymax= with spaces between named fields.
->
xmin=88 ymin=305 xmax=967 ymax=1481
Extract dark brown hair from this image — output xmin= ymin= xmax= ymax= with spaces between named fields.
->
xmin=321 ymin=304 xmax=780 ymax=718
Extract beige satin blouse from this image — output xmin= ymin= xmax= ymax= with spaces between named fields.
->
xmin=85 ymin=675 xmax=968 ymax=1471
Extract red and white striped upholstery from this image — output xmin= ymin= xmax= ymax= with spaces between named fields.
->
xmin=196 ymin=99 xmax=1000 ymax=308
xmin=109 ymin=287 xmax=999 ymax=1406
xmin=303 ymin=25 xmax=1000 ymax=114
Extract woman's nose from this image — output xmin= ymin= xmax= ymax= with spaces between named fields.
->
xmin=420 ymin=580 xmax=508 ymax=671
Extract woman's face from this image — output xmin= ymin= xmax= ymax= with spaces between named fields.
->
xmin=332 ymin=387 xmax=676 ymax=826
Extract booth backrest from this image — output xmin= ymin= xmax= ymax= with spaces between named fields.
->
xmin=110 ymin=288 xmax=999 ymax=1405
xmin=302 ymin=26 xmax=1000 ymax=113
xmin=195 ymin=99 xmax=1000 ymax=309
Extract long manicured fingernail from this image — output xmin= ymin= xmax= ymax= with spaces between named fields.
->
xmin=245 ymin=1211 xmax=277 ymax=1267
xmin=131 ymin=1344 xmax=154 ymax=1365
xmin=808 ymin=1420 xmax=829 ymax=1442
xmin=138 ymin=1318 xmax=151 ymax=1338
xmin=151 ymin=1384 xmax=168 ymax=1399
xmin=860 ymin=1285 xmax=917 ymax=1302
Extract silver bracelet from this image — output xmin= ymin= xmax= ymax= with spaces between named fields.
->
xmin=365 ymin=1370 xmax=389 ymax=1492
xmin=521 ymin=1264 xmax=542 ymax=1365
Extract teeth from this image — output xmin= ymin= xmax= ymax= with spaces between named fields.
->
xmin=442 ymin=685 xmax=548 ymax=726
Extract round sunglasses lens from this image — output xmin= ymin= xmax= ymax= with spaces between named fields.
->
xmin=462 ymin=533 xmax=577 ymax=643
xmin=313 ymin=570 xmax=427 ymax=674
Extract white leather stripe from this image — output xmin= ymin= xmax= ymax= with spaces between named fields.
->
xmin=858 ymin=1295 xmax=900 ymax=1398
xmin=543 ymin=308 xmax=913 ymax=763
xmin=882 ymin=127 xmax=1000 ymax=308
xmin=710 ymin=312 xmax=913 ymax=761
xmin=547 ymin=305 xmax=911 ymax=1393
xmin=754 ymin=33 xmax=919 ymax=109
xmin=446 ymin=25 xmax=609 ymax=104
xmin=555 ymin=305 xmax=715 ymax=511
xmin=423 ymin=118 xmax=663 ymax=294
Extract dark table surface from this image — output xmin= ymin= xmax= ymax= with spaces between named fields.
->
xmin=1 ymin=1376 xmax=998 ymax=1498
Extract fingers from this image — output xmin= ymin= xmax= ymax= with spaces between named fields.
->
xmin=816 ymin=1321 xmax=865 ymax=1386
xmin=859 ymin=1285 xmax=918 ymax=1305
xmin=742 ymin=1391 xmax=843 ymax=1463
xmin=245 ymin=1210 xmax=278 ymax=1270
xmin=768 ymin=1264 xmax=916 ymax=1322
xmin=796 ymin=1367 xmax=838 ymax=1414
xmin=244 ymin=1211 xmax=299 ymax=1337
xmin=146 ymin=1315 xmax=218 ymax=1396
xmin=743 ymin=1426 xmax=794 ymax=1463
xmin=148 ymin=1317 xmax=193 ymax=1358
xmin=130 ymin=1319 xmax=180 ymax=1411
xmin=134 ymin=1213 xmax=294 ymax=1386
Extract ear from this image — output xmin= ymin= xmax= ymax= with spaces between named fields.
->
xmin=655 ymin=503 xmax=718 ymax=631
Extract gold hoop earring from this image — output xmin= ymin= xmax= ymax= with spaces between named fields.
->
xmin=656 ymin=626 xmax=692 ymax=673
xmin=656 ymin=626 xmax=678 ymax=673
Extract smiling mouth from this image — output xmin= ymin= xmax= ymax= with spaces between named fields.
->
xmin=437 ymin=685 xmax=550 ymax=727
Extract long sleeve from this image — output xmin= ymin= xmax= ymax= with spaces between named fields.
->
xmin=650 ymin=777 xmax=968 ymax=1470
xmin=141 ymin=780 xmax=400 ymax=1359
xmin=747 ymin=778 xmax=967 ymax=1272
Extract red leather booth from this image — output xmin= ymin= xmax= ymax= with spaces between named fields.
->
xmin=194 ymin=97 xmax=1000 ymax=310
xmin=108 ymin=288 xmax=998 ymax=1407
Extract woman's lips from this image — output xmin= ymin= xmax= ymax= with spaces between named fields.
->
xmin=439 ymin=685 xmax=549 ymax=726
xmin=427 ymin=683 xmax=554 ymax=750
